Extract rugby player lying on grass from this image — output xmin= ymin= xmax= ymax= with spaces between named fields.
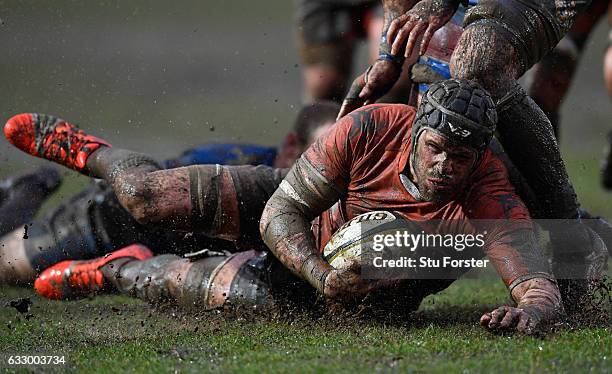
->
xmin=4 ymin=80 xmax=573 ymax=334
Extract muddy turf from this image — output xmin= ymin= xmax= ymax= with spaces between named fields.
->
xmin=1 ymin=1 xmax=611 ymax=373
xmin=1 ymin=275 xmax=610 ymax=373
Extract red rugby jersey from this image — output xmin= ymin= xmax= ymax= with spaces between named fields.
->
xmin=303 ymin=104 xmax=534 ymax=284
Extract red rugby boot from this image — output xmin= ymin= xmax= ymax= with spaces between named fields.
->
xmin=34 ymin=244 xmax=153 ymax=300
xmin=3 ymin=113 xmax=111 ymax=173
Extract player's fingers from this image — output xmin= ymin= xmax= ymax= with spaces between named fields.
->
xmin=387 ymin=14 xmax=410 ymax=45
xmin=391 ymin=18 xmax=417 ymax=55
xmin=358 ymin=81 xmax=376 ymax=101
xmin=516 ymin=312 xmax=530 ymax=333
xmin=419 ymin=24 xmax=437 ymax=56
xmin=480 ymin=312 xmax=492 ymax=326
xmin=488 ymin=306 xmax=508 ymax=328
xmin=404 ymin=22 xmax=427 ymax=58
xmin=499 ymin=308 xmax=520 ymax=329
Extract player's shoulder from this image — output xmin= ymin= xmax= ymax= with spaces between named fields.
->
xmin=470 ymin=147 xmax=512 ymax=187
xmin=343 ymin=103 xmax=417 ymax=138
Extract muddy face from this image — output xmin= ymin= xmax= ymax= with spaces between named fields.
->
xmin=410 ymin=129 xmax=476 ymax=203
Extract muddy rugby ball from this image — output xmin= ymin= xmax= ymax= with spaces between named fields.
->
xmin=322 ymin=211 xmax=398 ymax=269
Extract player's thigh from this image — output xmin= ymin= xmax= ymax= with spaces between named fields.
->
xmin=226 ymin=165 xmax=288 ymax=245
xmin=459 ymin=0 xmax=590 ymax=83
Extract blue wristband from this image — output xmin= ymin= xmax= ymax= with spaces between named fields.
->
xmin=378 ymin=52 xmax=405 ymax=67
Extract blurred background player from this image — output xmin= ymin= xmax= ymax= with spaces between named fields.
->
xmin=296 ymin=0 xmax=418 ymax=104
xmin=0 ymin=102 xmax=338 ymax=285
xmin=526 ymin=0 xmax=610 ymax=139
xmin=520 ymin=0 xmax=612 ymax=190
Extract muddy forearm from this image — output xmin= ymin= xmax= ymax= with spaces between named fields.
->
xmin=260 ymin=157 xmax=342 ymax=291
xmin=486 ymin=228 xmax=555 ymax=290
xmin=511 ymin=277 xmax=563 ymax=319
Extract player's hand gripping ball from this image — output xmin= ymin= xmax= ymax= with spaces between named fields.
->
xmin=322 ymin=211 xmax=399 ymax=300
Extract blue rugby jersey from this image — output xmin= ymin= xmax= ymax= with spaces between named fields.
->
xmin=164 ymin=143 xmax=277 ymax=168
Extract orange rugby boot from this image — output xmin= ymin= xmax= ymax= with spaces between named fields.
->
xmin=34 ymin=244 xmax=153 ymax=300
xmin=4 ymin=113 xmax=111 ymax=173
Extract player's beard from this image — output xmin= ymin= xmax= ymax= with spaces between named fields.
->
xmin=412 ymin=153 xmax=461 ymax=203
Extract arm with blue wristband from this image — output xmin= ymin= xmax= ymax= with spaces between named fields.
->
xmin=338 ymin=0 xmax=468 ymax=119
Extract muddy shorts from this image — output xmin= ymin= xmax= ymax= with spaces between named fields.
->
xmin=296 ymin=0 xmax=381 ymax=67
xmin=189 ymin=165 xmax=288 ymax=250
xmin=464 ymin=0 xmax=593 ymax=74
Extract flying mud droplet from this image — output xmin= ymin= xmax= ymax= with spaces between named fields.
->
xmin=23 ymin=224 xmax=28 ymax=239
xmin=6 ymin=297 xmax=32 ymax=314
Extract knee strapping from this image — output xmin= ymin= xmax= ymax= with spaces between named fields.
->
xmin=188 ymin=165 xmax=220 ymax=232
xmin=104 ymin=151 xmax=161 ymax=185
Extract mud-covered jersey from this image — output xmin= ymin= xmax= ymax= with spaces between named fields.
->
xmin=304 ymin=104 xmax=535 ymax=285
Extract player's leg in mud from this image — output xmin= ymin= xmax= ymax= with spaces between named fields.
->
xmin=451 ymin=0 xmax=607 ymax=309
xmin=451 ymin=29 xmax=577 ymax=219
xmin=0 ymin=166 xmax=61 ymax=237
xmin=0 ymin=183 xmax=117 ymax=285
xmin=526 ymin=0 xmax=609 ymax=139
xmin=3 ymin=114 xmax=283 ymax=240
xmin=100 ymin=249 xmax=310 ymax=310
xmin=85 ymin=142 xmax=287 ymax=240
xmin=0 ymin=191 xmax=94 ymax=284
xmin=100 ymin=246 xmax=451 ymax=313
